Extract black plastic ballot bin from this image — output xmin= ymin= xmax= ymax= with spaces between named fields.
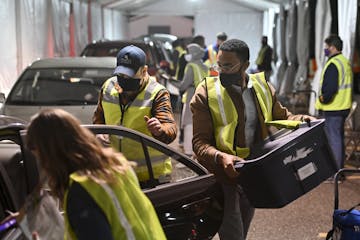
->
xmin=235 ymin=119 xmax=338 ymax=208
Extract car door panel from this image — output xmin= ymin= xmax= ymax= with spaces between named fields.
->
xmin=85 ymin=125 xmax=223 ymax=240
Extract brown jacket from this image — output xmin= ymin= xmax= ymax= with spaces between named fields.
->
xmin=190 ymin=76 xmax=304 ymax=184
xmin=93 ymin=75 xmax=177 ymax=144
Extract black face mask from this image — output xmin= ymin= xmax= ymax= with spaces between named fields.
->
xmin=219 ymin=73 xmax=241 ymax=88
xmin=117 ymin=76 xmax=141 ymax=92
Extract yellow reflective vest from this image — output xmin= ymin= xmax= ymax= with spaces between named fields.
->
xmin=175 ymin=46 xmax=186 ymax=80
xmin=205 ymin=72 xmax=301 ymax=158
xmin=182 ymin=62 xmax=208 ymax=103
xmin=315 ymin=53 xmax=352 ymax=111
xmin=185 ymin=62 xmax=208 ymax=88
xmin=101 ymin=77 xmax=172 ymax=181
xmin=204 ymin=44 xmax=217 ymax=67
xmin=64 ymin=167 xmax=166 ymax=240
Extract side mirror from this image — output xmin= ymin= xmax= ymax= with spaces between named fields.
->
xmin=0 ymin=93 xmax=5 ymax=103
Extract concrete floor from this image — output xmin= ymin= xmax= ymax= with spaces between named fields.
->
xmin=170 ymin=113 xmax=360 ymax=240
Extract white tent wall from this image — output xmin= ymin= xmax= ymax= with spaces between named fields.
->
xmin=338 ymin=0 xmax=357 ymax=62
xmin=274 ymin=5 xmax=287 ymax=90
xmin=17 ymin=0 xmax=49 ymax=74
xmin=195 ymin=11 xmax=263 ymax=70
xmin=103 ymin=8 xmax=127 ymax=40
xmin=129 ymin=16 xmax=193 ymax=39
xmin=262 ymin=8 xmax=276 ymax=48
xmin=90 ymin=2 xmax=103 ymax=41
xmin=337 ymin=0 xmax=358 ymax=129
xmin=74 ymin=0 xmax=88 ymax=55
xmin=293 ymin=0 xmax=310 ymax=90
xmin=130 ymin=0 xmax=263 ymax=68
xmin=51 ymin=0 xmax=71 ymax=57
xmin=308 ymin=0 xmax=331 ymax=115
xmin=0 ymin=0 xmax=17 ymax=95
xmin=0 ymin=0 xmax=124 ymax=95
xmin=279 ymin=0 xmax=298 ymax=96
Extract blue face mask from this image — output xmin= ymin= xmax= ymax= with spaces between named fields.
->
xmin=324 ymin=48 xmax=331 ymax=57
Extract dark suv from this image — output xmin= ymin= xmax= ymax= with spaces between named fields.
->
xmin=80 ymin=40 xmax=171 ymax=76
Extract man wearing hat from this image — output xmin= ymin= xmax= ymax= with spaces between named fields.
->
xmin=93 ymin=45 xmax=177 ymax=186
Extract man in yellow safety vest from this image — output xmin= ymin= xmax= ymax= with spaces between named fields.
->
xmin=93 ymin=45 xmax=177 ymax=187
xmin=203 ymin=32 xmax=228 ymax=75
xmin=191 ymin=39 xmax=315 ymax=240
xmin=315 ymin=35 xmax=353 ymax=171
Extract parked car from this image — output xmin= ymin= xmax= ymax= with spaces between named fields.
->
xmin=135 ymin=33 xmax=177 ymax=70
xmin=80 ymin=39 xmax=172 ymax=76
xmin=80 ymin=39 xmax=180 ymax=111
xmin=0 ymin=57 xmax=115 ymax=123
xmin=0 ymin=116 xmax=223 ymax=240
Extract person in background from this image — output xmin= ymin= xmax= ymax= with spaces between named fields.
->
xmin=255 ymin=36 xmax=273 ymax=81
xmin=203 ymin=32 xmax=228 ymax=68
xmin=315 ymin=34 xmax=353 ymax=173
xmin=177 ymin=35 xmax=206 ymax=148
xmin=26 ymin=108 xmax=166 ymax=240
xmin=93 ymin=45 xmax=177 ymax=186
xmin=172 ymin=38 xmax=187 ymax=80
xmin=176 ymin=43 xmax=208 ymax=157
xmin=176 ymin=35 xmax=206 ymax=82
xmin=191 ymin=39 xmax=315 ymax=240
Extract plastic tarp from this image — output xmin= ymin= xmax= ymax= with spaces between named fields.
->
xmin=90 ymin=3 xmax=103 ymax=42
xmin=308 ymin=0 xmax=331 ymax=115
xmin=338 ymin=0 xmax=357 ymax=62
xmin=0 ymin=0 xmax=125 ymax=95
xmin=270 ymin=13 xmax=278 ymax=87
xmin=51 ymin=0 xmax=70 ymax=57
xmin=279 ymin=0 xmax=298 ymax=96
xmin=0 ymin=0 xmax=16 ymax=95
xmin=16 ymin=0 xmax=49 ymax=73
xmin=293 ymin=0 xmax=310 ymax=91
xmin=74 ymin=1 xmax=88 ymax=55
xmin=274 ymin=5 xmax=287 ymax=90
xmin=103 ymin=8 xmax=126 ymax=41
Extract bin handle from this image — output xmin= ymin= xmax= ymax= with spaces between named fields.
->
xmin=334 ymin=168 xmax=360 ymax=210
xmin=339 ymin=202 xmax=360 ymax=216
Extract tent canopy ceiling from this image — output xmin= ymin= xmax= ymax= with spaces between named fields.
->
xmin=96 ymin=0 xmax=289 ymax=13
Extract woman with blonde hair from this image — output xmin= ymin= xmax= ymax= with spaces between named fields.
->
xmin=26 ymin=108 xmax=166 ymax=240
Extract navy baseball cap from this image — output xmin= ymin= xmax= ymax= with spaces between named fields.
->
xmin=113 ymin=45 xmax=146 ymax=77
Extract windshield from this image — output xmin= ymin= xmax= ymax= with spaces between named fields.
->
xmin=7 ymin=68 xmax=113 ymax=105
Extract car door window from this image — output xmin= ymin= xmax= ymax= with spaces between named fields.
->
xmin=107 ymin=133 xmax=198 ymax=187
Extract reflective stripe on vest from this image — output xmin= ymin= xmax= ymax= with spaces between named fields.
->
xmin=250 ymin=72 xmax=302 ymax=129
xmin=184 ymin=62 xmax=208 ymax=88
xmin=101 ymin=77 xmax=172 ymax=181
xmin=64 ymin=170 xmax=166 ymax=240
xmin=206 ymin=72 xmax=301 ymax=157
xmin=205 ymin=77 xmax=249 ymax=158
xmin=182 ymin=63 xmax=208 ymax=103
xmin=255 ymin=46 xmax=269 ymax=66
xmin=315 ymin=54 xmax=352 ymax=111
xmin=250 ymin=72 xmax=272 ymax=122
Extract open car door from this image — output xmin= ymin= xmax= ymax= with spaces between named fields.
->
xmin=85 ymin=125 xmax=223 ymax=240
